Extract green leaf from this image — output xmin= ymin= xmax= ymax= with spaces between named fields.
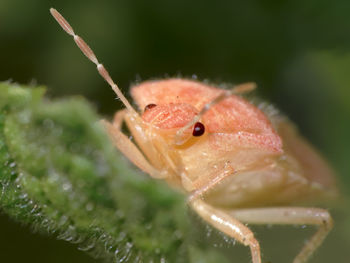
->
xmin=0 ymin=82 xmax=228 ymax=262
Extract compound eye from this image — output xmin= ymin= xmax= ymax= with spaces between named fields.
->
xmin=144 ymin=103 xmax=157 ymax=112
xmin=192 ymin=122 xmax=205 ymax=137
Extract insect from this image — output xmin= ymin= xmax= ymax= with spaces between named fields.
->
xmin=50 ymin=8 xmax=338 ymax=263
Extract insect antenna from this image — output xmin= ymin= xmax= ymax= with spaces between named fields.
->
xmin=174 ymin=82 xmax=256 ymax=145
xmin=50 ymin=8 xmax=138 ymax=115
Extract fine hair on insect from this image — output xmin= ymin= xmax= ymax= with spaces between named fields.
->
xmin=50 ymin=8 xmax=338 ymax=263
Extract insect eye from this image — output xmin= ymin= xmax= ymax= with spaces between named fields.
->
xmin=144 ymin=103 xmax=157 ymax=112
xmin=192 ymin=122 xmax=205 ymax=137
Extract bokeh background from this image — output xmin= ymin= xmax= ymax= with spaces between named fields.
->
xmin=1 ymin=0 xmax=350 ymax=262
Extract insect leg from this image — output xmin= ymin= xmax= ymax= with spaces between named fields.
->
xmin=190 ymin=198 xmax=262 ymax=263
xmin=101 ymin=110 xmax=168 ymax=179
xmin=187 ymin=164 xmax=236 ymax=199
xmin=228 ymin=207 xmax=333 ymax=263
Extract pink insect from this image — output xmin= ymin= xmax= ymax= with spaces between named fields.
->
xmin=50 ymin=8 xmax=338 ymax=263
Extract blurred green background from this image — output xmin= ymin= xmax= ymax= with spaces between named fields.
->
xmin=1 ymin=0 xmax=350 ymax=262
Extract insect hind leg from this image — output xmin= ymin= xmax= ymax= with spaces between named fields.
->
xmin=229 ymin=207 xmax=333 ymax=263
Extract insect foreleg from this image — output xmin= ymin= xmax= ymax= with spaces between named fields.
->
xmin=101 ymin=110 xmax=168 ymax=179
xmin=228 ymin=207 xmax=333 ymax=263
xmin=190 ymin=199 xmax=262 ymax=263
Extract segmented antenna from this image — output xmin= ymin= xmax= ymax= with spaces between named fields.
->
xmin=50 ymin=8 xmax=137 ymax=115
xmin=174 ymin=82 xmax=256 ymax=145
